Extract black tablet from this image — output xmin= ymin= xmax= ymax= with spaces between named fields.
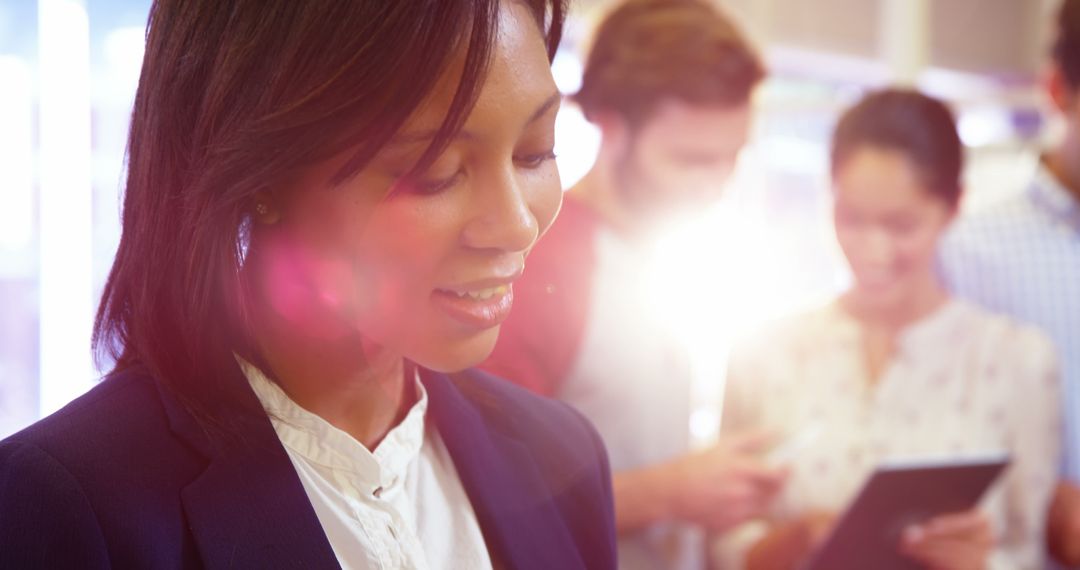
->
xmin=802 ymin=454 xmax=1010 ymax=570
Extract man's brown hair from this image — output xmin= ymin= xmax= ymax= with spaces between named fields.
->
xmin=574 ymin=0 xmax=764 ymax=126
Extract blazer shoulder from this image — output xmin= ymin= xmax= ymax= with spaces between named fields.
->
xmin=5 ymin=369 xmax=161 ymax=449
xmin=2 ymin=368 xmax=199 ymax=487
xmin=0 ymin=439 xmax=111 ymax=568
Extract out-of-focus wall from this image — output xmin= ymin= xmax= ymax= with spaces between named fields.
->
xmin=0 ymin=0 xmax=149 ymax=437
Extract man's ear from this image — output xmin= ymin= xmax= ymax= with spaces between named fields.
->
xmin=945 ymin=195 xmax=961 ymax=224
xmin=1046 ymin=64 xmax=1077 ymax=115
xmin=593 ymin=110 xmax=632 ymax=160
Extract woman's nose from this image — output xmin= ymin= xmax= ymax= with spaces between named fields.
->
xmin=461 ymin=167 xmax=541 ymax=253
xmin=861 ymin=227 xmax=896 ymax=265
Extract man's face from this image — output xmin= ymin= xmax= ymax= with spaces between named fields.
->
xmin=615 ymin=99 xmax=752 ymax=224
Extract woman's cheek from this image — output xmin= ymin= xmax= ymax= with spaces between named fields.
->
xmin=833 ymin=224 xmax=860 ymax=262
xmin=259 ymin=242 xmax=364 ymax=339
xmin=899 ymin=225 xmax=942 ymax=268
xmin=529 ymin=164 xmax=563 ymax=237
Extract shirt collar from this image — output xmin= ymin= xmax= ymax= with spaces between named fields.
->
xmin=236 ymin=354 xmax=428 ymax=495
xmin=828 ymin=298 xmax=969 ymax=358
xmin=1030 ymin=159 xmax=1080 ymax=231
xmin=893 ymin=299 xmax=969 ymax=356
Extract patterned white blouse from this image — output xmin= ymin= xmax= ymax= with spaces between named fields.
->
xmin=713 ymin=298 xmax=1061 ymax=569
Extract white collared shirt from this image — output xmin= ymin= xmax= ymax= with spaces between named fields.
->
xmin=237 ymin=358 xmax=493 ymax=570
xmin=561 ymin=228 xmax=701 ymax=570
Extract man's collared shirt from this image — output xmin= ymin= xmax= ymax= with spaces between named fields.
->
xmin=940 ymin=160 xmax=1080 ymax=479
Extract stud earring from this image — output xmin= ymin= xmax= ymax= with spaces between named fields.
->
xmin=255 ymin=203 xmax=269 ymax=216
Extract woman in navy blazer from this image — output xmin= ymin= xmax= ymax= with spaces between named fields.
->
xmin=0 ymin=1 xmax=617 ymax=568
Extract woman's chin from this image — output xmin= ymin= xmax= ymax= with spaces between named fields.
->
xmin=851 ymin=285 xmax=909 ymax=314
xmin=412 ymin=326 xmax=501 ymax=373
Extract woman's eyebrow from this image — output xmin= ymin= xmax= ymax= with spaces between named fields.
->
xmin=386 ymin=128 xmax=475 ymax=148
xmin=527 ymin=91 xmax=562 ymax=124
xmin=386 ymin=91 xmax=562 ymax=148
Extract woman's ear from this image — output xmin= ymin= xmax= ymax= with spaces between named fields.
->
xmin=252 ymin=190 xmax=281 ymax=225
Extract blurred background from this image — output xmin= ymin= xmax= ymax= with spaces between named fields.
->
xmin=0 ymin=0 xmax=1062 ymax=438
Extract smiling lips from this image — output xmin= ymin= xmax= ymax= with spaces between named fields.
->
xmin=432 ymin=283 xmax=515 ymax=329
xmin=444 ymin=284 xmax=510 ymax=301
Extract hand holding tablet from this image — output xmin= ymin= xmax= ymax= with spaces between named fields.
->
xmin=801 ymin=453 xmax=1009 ymax=570
xmin=898 ymin=509 xmax=994 ymax=570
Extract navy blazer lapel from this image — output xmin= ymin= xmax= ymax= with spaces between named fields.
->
xmin=152 ymin=365 xmax=339 ymax=569
xmin=422 ymin=370 xmax=586 ymax=570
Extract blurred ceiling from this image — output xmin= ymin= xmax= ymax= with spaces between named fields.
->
xmin=571 ymin=0 xmax=1061 ymax=82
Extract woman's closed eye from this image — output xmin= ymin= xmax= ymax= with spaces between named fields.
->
xmin=395 ymin=168 xmax=464 ymax=196
xmin=396 ymin=147 xmax=555 ymax=196
xmin=514 ymin=149 xmax=557 ymax=169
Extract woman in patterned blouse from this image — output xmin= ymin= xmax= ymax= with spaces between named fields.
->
xmin=713 ymin=89 xmax=1061 ymax=570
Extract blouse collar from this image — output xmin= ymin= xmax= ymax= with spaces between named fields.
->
xmin=236 ymin=355 xmax=428 ymax=496
xmin=829 ymin=298 xmax=970 ymax=358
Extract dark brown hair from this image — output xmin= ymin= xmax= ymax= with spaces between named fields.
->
xmin=831 ymin=89 xmax=964 ymax=208
xmin=94 ymin=0 xmax=566 ymax=420
xmin=1055 ymin=0 xmax=1080 ymax=89
xmin=574 ymin=0 xmax=764 ymax=126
